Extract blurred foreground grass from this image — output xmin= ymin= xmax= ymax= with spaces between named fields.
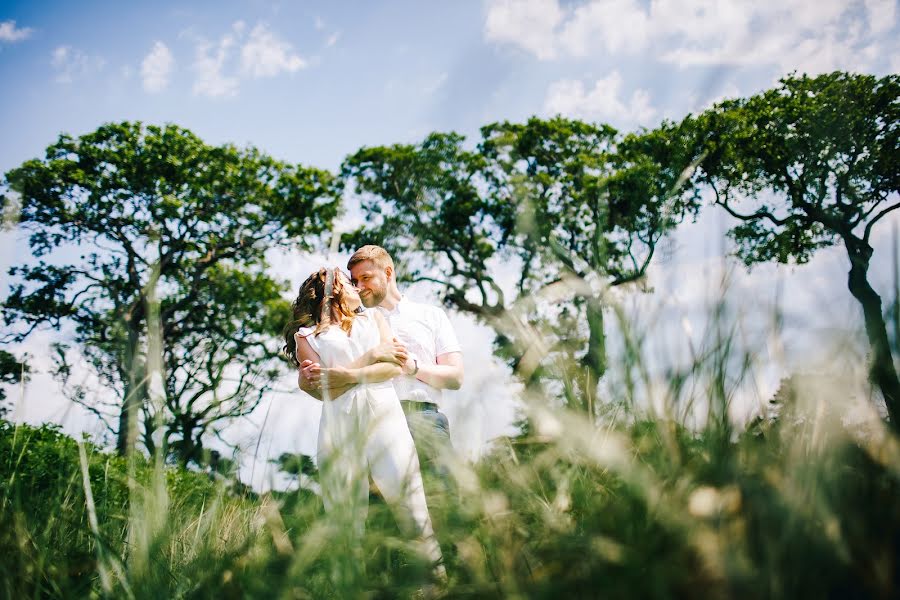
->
xmin=2 ymin=376 xmax=899 ymax=599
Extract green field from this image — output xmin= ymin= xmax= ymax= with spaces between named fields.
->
xmin=3 ymin=377 xmax=898 ymax=598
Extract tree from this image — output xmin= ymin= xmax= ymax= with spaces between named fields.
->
xmin=1 ymin=122 xmax=338 ymax=461
xmin=694 ymin=72 xmax=900 ymax=427
xmin=341 ymin=117 xmax=699 ymax=410
xmin=152 ymin=266 xmax=292 ymax=465
xmin=273 ymin=451 xmax=318 ymax=480
xmin=480 ymin=118 xmax=700 ymax=397
xmin=0 ymin=349 xmax=29 ymax=417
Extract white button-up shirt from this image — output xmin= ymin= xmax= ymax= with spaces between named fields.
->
xmin=376 ymin=296 xmax=461 ymax=407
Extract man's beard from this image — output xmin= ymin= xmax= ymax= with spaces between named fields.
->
xmin=360 ymin=287 xmax=386 ymax=308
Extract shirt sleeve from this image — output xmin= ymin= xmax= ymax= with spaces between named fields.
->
xmin=433 ymin=308 xmax=461 ymax=356
xmin=296 ymin=327 xmax=319 ymax=353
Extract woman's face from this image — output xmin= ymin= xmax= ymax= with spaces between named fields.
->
xmin=337 ymin=271 xmax=362 ymax=310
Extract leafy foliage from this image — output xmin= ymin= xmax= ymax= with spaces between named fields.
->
xmin=273 ymin=451 xmax=318 ymax=479
xmin=694 ymin=72 xmax=900 ymax=427
xmin=0 ymin=349 xmax=29 ymax=413
xmin=1 ymin=122 xmax=339 ymax=461
xmin=696 ymin=71 xmax=898 ymax=267
xmin=0 ymin=420 xmax=236 ymax=598
xmin=341 ymin=117 xmax=700 ymax=409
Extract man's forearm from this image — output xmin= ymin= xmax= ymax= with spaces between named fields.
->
xmin=299 ymin=363 xmax=401 ymax=399
xmin=350 ymin=339 xmax=407 ymax=369
xmin=414 ymin=363 xmax=463 ymax=390
xmin=339 ymin=362 xmax=402 ymax=385
xmin=348 ymin=348 xmax=379 ymax=369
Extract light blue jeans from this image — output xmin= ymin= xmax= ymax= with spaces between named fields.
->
xmin=402 ymin=402 xmax=453 ymax=485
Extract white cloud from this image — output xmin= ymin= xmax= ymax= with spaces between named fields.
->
xmin=543 ymin=71 xmax=657 ymax=126
xmin=314 ymin=16 xmax=325 ymax=30
xmin=560 ymin=0 xmax=650 ymax=55
xmin=865 ymin=0 xmax=897 ymax=34
xmin=192 ymin=21 xmax=308 ymax=97
xmin=484 ymin=0 xmax=899 ymax=74
xmin=325 ymin=31 xmax=340 ymax=48
xmin=141 ymin=41 xmax=174 ymax=93
xmin=192 ymin=30 xmax=240 ymax=97
xmin=649 ymin=0 xmax=752 ymax=41
xmin=240 ymin=23 xmax=306 ymax=77
xmin=0 ymin=19 xmax=33 ymax=43
xmin=51 ymin=46 xmax=68 ymax=66
xmin=661 ymin=18 xmax=879 ymax=75
xmin=51 ymin=46 xmax=105 ymax=84
xmin=656 ymin=0 xmax=882 ymax=74
xmin=484 ymin=0 xmax=564 ymax=60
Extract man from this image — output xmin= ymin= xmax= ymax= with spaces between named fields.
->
xmin=298 ymin=245 xmax=464 ymax=479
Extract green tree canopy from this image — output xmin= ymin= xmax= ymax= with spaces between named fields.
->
xmin=0 ymin=349 xmax=30 ymax=416
xmin=273 ymin=451 xmax=318 ymax=479
xmin=1 ymin=122 xmax=338 ymax=461
xmin=341 ymin=116 xmax=699 ymax=410
xmin=694 ymin=71 xmax=900 ymax=427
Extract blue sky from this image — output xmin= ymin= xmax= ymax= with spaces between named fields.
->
xmin=1 ymin=0 xmax=513 ymax=173
xmin=3 ymin=0 xmax=897 ymax=175
xmin=2 ymin=1 xmax=899 ymax=488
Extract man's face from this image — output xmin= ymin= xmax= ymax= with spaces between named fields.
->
xmin=349 ymin=260 xmax=389 ymax=308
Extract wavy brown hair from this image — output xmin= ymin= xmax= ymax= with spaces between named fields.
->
xmin=282 ymin=267 xmax=359 ymax=367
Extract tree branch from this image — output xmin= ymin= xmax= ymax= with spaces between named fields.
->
xmin=715 ymin=195 xmax=790 ymax=227
xmin=864 ymin=200 xmax=900 ymax=243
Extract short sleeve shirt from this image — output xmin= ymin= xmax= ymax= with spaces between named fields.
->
xmin=376 ymin=296 xmax=461 ymax=407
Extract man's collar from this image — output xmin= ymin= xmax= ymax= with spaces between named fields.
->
xmin=378 ymin=294 xmax=408 ymax=314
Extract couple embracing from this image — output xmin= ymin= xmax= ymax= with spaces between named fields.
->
xmin=282 ymin=245 xmax=463 ymax=582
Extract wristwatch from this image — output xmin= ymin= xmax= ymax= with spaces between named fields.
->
xmin=410 ymin=358 xmax=419 ymax=376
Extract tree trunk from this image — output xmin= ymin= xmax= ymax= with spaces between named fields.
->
xmin=116 ymin=321 xmax=147 ymax=456
xmin=174 ymin=418 xmax=202 ymax=467
xmin=845 ymin=239 xmax=900 ymax=430
xmin=581 ymin=298 xmax=606 ymax=415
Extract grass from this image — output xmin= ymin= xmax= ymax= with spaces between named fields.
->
xmin=2 ymin=373 xmax=898 ymax=599
xmin=2 ymin=264 xmax=899 ymax=598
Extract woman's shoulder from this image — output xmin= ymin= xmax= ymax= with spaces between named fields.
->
xmin=351 ymin=310 xmax=383 ymax=339
xmin=360 ymin=308 xmax=380 ymax=320
xmin=351 ymin=309 xmax=376 ymax=329
xmin=295 ymin=326 xmax=318 ymax=349
xmin=361 ymin=309 xmax=389 ymax=330
xmin=296 ymin=326 xmax=319 ymax=340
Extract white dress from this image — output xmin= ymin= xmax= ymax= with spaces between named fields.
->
xmin=298 ymin=312 xmax=441 ymax=565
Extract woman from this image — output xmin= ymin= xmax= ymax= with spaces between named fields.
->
xmin=282 ymin=267 xmax=444 ymax=580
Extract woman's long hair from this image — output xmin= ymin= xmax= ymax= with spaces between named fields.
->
xmin=282 ymin=267 xmax=358 ymax=367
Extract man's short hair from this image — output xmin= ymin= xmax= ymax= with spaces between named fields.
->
xmin=347 ymin=245 xmax=395 ymax=271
